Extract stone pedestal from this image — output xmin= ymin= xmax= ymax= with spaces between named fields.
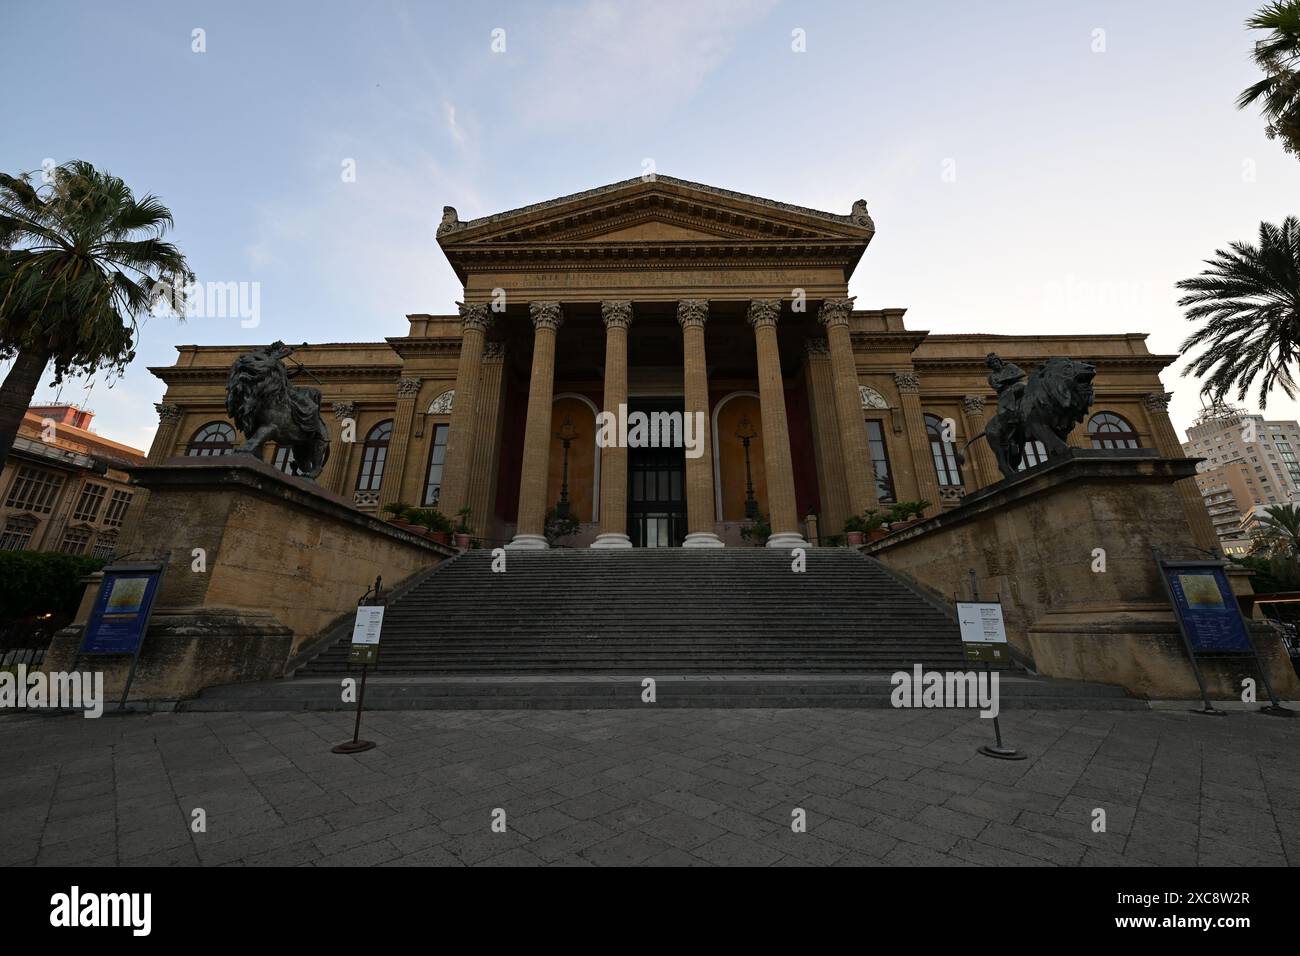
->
xmin=43 ymin=456 xmax=452 ymax=701
xmin=864 ymin=449 xmax=1300 ymax=699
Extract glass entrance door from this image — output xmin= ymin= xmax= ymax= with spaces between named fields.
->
xmin=627 ymin=399 xmax=687 ymax=548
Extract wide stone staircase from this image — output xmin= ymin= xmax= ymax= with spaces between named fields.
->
xmin=300 ymin=548 xmax=968 ymax=675
xmin=183 ymin=548 xmax=1141 ymax=710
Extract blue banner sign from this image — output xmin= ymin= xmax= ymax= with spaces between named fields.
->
xmin=1159 ymin=562 xmax=1253 ymax=653
xmin=80 ymin=564 xmax=164 ymax=656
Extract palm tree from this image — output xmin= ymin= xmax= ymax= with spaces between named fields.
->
xmin=1177 ymin=216 xmax=1300 ymax=409
xmin=0 ymin=161 xmax=192 ymax=470
xmin=1238 ymin=1 xmax=1300 ymax=157
xmin=1248 ymin=502 xmax=1300 ymax=558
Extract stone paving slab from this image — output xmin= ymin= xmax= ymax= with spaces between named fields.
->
xmin=0 ymin=707 xmax=1295 ymax=866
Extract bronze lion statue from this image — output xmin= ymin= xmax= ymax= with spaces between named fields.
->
xmin=225 ymin=341 xmax=331 ymax=479
xmin=958 ymin=355 xmax=1096 ymax=480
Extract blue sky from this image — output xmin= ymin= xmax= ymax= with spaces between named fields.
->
xmin=5 ymin=0 xmax=1299 ymax=449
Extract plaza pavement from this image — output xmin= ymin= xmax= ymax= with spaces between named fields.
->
xmin=1 ymin=706 xmax=1297 ymax=867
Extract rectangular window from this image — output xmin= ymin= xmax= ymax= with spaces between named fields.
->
xmin=103 ymin=489 xmax=133 ymax=527
xmin=0 ymin=518 xmax=37 ymax=551
xmin=4 ymin=467 xmax=65 ymax=514
xmin=864 ymin=419 xmax=895 ymax=503
xmin=73 ymin=482 xmax=108 ymax=521
xmin=59 ymin=528 xmax=92 ymax=555
xmin=90 ymin=535 xmax=118 ymax=560
xmin=422 ymin=424 xmax=450 ymax=507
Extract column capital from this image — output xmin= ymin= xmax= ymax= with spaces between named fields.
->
xmin=676 ymin=299 xmax=709 ymax=330
xmin=601 ymin=300 xmax=633 ymax=330
xmin=746 ymin=299 xmax=781 ymax=329
xmin=1144 ymin=391 xmax=1174 ymax=410
xmin=817 ymin=297 xmax=856 ymax=328
xmin=805 ymin=337 xmax=830 ymax=356
xmin=332 ymin=401 xmax=358 ymax=420
xmin=154 ymin=402 xmax=183 ymax=424
xmin=961 ymin=395 xmax=986 ymax=414
xmin=894 ymin=371 xmax=921 ymax=394
xmin=529 ymin=301 xmax=564 ymax=331
xmin=456 ymin=301 xmax=491 ymax=334
xmin=397 ymin=377 xmax=422 ymax=398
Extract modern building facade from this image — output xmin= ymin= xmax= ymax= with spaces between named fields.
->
xmin=145 ymin=177 xmax=1216 ymax=550
xmin=0 ymin=405 xmax=145 ymax=557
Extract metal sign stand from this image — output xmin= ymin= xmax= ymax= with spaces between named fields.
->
xmin=962 ymin=571 xmax=1025 ymax=761
xmin=78 ymin=554 xmax=169 ymax=717
xmin=1154 ymin=550 xmax=1294 ymax=718
xmin=333 ymin=576 xmax=385 ymax=754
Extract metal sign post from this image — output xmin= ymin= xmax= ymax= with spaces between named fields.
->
xmin=1153 ymin=550 xmax=1294 ymax=718
xmin=958 ymin=572 xmax=1025 ymax=760
xmin=333 ymin=576 xmax=386 ymax=754
xmin=77 ymin=557 xmax=168 ymax=714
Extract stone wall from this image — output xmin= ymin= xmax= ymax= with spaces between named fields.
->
xmin=865 ymin=449 xmax=1300 ymax=700
xmin=44 ymin=456 xmax=452 ymax=701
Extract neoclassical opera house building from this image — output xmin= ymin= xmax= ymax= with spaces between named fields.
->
xmin=147 ymin=177 xmax=1213 ymax=551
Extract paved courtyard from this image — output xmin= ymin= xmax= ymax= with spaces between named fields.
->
xmin=1 ymin=706 xmax=1297 ymax=866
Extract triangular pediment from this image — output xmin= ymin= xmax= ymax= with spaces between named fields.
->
xmin=436 ymin=176 xmax=875 ymax=247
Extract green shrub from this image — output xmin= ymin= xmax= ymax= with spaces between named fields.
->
xmin=407 ymin=508 xmax=452 ymax=533
xmin=740 ymin=510 xmax=771 ymax=545
xmin=0 ymin=552 xmax=105 ymax=625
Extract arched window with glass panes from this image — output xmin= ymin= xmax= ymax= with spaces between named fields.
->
xmin=272 ymin=446 xmax=295 ymax=473
xmin=1088 ymin=412 xmax=1141 ymax=449
xmin=356 ymin=421 xmax=393 ymax=492
xmin=186 ymin=421 xmax=235 ymax=456
xmin=1020 ymin=441 xmax=1048 ymax=470
xmin=923 ymin=413 xmax=963 ymax=487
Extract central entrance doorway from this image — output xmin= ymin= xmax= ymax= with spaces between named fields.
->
xmin=627 ymin=398 xmax=687 ymax=547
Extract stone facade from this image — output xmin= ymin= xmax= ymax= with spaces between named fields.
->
xmin=145 ymin=177 xmax=1213 ymax=552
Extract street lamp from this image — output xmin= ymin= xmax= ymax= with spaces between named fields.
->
xmin=735 ymin=415 xmax=758 ymax=519
xmin=555 ymin=415 xmax=578 ymax=519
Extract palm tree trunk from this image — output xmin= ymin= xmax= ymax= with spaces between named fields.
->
xmin=0 ymin=349 xmax=50 ymax=473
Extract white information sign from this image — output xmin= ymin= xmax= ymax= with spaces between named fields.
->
xmin=351 ymin=605 xmax=385 ymax=645
xmin=956 ymin=602 xmax=1007 ymax=645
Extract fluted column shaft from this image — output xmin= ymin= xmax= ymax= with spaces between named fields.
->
xmin=895 ymin=372 xmax=942 ymax=516
xmin=592 ymin=302 xmax=633 ymax=548
xmin=819 ymin=298 xmax=877 ymax=517
xmin=509 ymin=302 xmax=563 ymax=548
xmin=379 ymin=379 xmax=422 ymax=508
xmin=1144 ymin=391 xmax=1220 ymax=552
xmin=748 ymin=300 xmax=807 ymax=547
xmin=321 ymin=401 xmax=357 ymax=493
xmin=466 ymin=344 xmax=507 ymax=539
xmin=803 ymin=340 xmax=851 ymax=537
xmin=437 ymin=303 xmax=490 ymax=519
xmin=679 ymin=300 xmax=724 ymax=547
xmin=959 ymin=395 xmax=999 ymax=490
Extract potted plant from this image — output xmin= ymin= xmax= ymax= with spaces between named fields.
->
xmin=864 ymin=509 xmax=889 ymax=541
xmin=843 ymin=514 xmax=867 ymax=547
xmin=740 ymin=510 xmax=772 ymax=546
xmin=409 ymin=508 xmax=453 ymax=545
xmin=454 ymin=507 xmax=473 ymax=550
xmin=888 ymin=500 xmax=932 ymax=530
xmin=382 ymin=502 xmax=417 ymax=531
xmin=544 ymin=507 xmax=580 ymax=546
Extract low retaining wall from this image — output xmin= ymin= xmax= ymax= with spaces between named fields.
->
xmin=44 ymin=456 xmax=453 ymax=700
xmin=865 ymin=449 xmax=1300 ymax=700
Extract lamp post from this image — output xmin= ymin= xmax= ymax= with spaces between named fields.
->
xmin=736 ymin=415 xmax=758 ymax=519
xmin=555 ymin=415 xmax=578 ymax=519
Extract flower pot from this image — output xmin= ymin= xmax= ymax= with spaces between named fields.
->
xmin=454 ymin=532 xmax=471 ymax=549
xmin=845 ymin=531 xmax=864 ymax=547
xmin=429 ymin=530 xmax=451 ymax=545
xmin=868 ymin=528 xmax=890 ymax=542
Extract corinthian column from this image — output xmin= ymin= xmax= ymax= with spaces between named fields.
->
xmin=895 ymin=371 xmax=942 ymax=516
xmin=437 ymin=302 xmax=491 ymax=518
xmin=747 ymin=300 xmax=807 ymax=548
xmin=818 ymin=297 xmax=877 ymax=516
xmin=678 ymin=299 xmax=723 ymax=548
xmin=959 ymin=395 xmax=999 ymax=489
xmin=149 ymin=403 xmax=184 ymax=462
xmin=378 ymin=378 xmax=422 ymax=508
xmin=508 ymin=302 xmax=564 ymax=549
xmin=322 ymin=401 xmax=358 ymax=493
xmin=592 ymin=301 xmax=634 ymax=549
xmin=1143 ymin=391 xmax=1220 ymax=552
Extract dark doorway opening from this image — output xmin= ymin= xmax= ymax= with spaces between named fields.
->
xmin=627 ymin=398 xmax=687 ymax=548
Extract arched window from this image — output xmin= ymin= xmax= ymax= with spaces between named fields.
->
xmin=1089 ymin=412 xmax=1141 ymax=449
xmin=356 ymin=420 xmax=393 ymax=492
xmin=272 ymin=446 xmax=295 ymax=473
xmin=186 ymin=421 xmax=235 ymax=456
xmin=924 ymin=413 xmax=963 ymax=487
xmin=1020 ymin=441 xmax=1048 ymax=470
